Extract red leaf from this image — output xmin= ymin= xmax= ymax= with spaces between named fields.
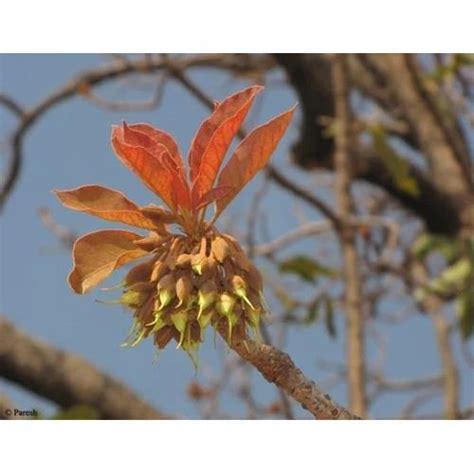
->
xmin=215 ymin=105 xmax=296 ymax=216
xmin=125 ymin=123 xmax=184 ymax=176
xmin=54 ymin=185 xmax=172 ymax=230
xmin=188 ymin=85 xmax=263 ymax=203
xmin=111 ymin=124 xmax=190 ymax=211
xmin=195 ymin=185 xmax=234 ymax=211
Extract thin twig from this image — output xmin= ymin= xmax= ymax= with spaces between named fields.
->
xmin=332 ymin=54 xmax=368 ymax=417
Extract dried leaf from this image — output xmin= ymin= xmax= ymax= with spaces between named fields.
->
xmin=189 ymin=86 xmax=263 ymax=200
xmin=55 ymin=185 xmax=165 ymax=230
xmin=68 ymin=229 xmax=148 ymax=294
xmin=215 ymin=106 xmax=295 ymax=216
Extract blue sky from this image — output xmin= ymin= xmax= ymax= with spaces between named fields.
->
xmin=1 ymin=54 xmax=472 ymax=419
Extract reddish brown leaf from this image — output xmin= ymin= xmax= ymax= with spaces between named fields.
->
xmin=195 ymin=186 xmax=234 ymax=211
xmin=54 ymin=185 xmax=169 ymax=230
xmin=170 ymin=171 xmax=192 ymax=211
xmin=188 ymin=85 xmax=263 ymax=200
xmin=139 ymin=204 xmax=177 ymax=225
xmin=111 ymin=124 xmax=181 ymax=211
xmin=215 ymin=106 xmax=296 ymax=216
xmin=68 ymin=229 xmax=148 ymax=294
xmin=125 ymin=123 xmax=183 ymax=172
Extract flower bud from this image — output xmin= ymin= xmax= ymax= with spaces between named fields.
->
xmin=125 ymin=259 xmax=156 ymax=286
xmin=216 ymin=292 xmax=236 ymax=317
xmin=197 ymin=280 xmax=217 ymax=319
xmin=176 ymin=253 xmax=192 ymax=268
xmin=157 ymin=273 xmax=176 ymax=310
xmin=230 ymin=275 xmax=255 ymax=309
xmin=175 ymin=275 xmax=193 ymax=308
xmin=154 ymin=326 xmax=176 ymax=349
xmin=191 ymin=253 xmax=205 ymax=275
xmin=211 ymin=235 xmax=230 ymax=263
xmin=120 ymin=282 xmax=153 ymax=307
xmin=146 ymin=311 xmax=163 ymax=328
xmin=150 ymin=260 xmax=167 ymax=282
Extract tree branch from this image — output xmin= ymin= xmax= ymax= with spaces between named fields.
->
xmin=0 ymin=54 xmax=232 ymax=210
xmin=274 ymin=53 xmax=474 ymax=236
xmin=0 ymin=315 xmax=172 ymax=419
xmin=332 ymin=54 xmax=368 ymax=417
xmin=218 ymin=326 xmax=360 ymax=420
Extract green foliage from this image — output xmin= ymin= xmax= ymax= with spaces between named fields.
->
xmin=304 ymin=293 xmax=337 ymax=338
xmin=427 ymin=258 xmax=470 ymax=296
xmin=279 ymin=255 xmax=337 ymax=284
xmin=370 ymin=126 xmax=419 ymax=197
xmin=412 ymin=233 xmax=474 ymax=340
xmin=429 ymin=54 xmax=474 ymax=81
xmin=412 ymin=233 xmax=460 ymax=264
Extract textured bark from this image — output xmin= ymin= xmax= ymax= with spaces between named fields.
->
xmin=0 ymin=316 xmax=171 ymax=419
xmin=219 ymin=327 xmax=360 ymax=420
xmin=332 ymin=55 xmax=367 ymax=418
xmin=431 ymin=311 xmax=460 ymax=420
xmin=274 ymin=53 xmax=474 ymax=237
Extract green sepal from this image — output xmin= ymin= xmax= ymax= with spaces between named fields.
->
xmin=234 ymin=287 xmax=255 ymax=310
xmin=171 ymin=312 xmax=187 ymax=348
xmin=158 ymin=289 xmax=173 ymax=310
xmin=197 ymin=291 xmax=215 ymax=319
xmin=130 ymin=327 xmax=147 ymax=347
xmin=148 ymin=317 xmax=166 ymax=335
xmin=121 ymin=290 xmax=148 ymax=308
xmin=226 ymin=312 xmax=239 ymax=341
xmin=198 ymin=310 xmax=213 ymax=330
xmin=247 ymin=307 xmax=262 ymax=342
xmin=121 ymin=319 xmax=141 ymax=347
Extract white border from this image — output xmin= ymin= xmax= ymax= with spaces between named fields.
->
xmin=1 ymin=420 xmax=473 ymax=473
xmin=1 ymin=0 xmax=474 ymax=53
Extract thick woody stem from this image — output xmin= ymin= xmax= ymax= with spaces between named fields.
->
xmin=218 ymin=327 xmax=360 ymax=420
xmin=332 ymin=55 xmax=368 ymax=417
xmin=0 ymin=315 xmax=171 ymax=419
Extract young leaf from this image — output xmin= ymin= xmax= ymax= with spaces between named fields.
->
xmin=55 ymin=185 xmax=166 ymax=230
xmin=215 ymin=106 xmax=296 ymax=216
xmin=68 ymin=229 xmax=148 ymax=294
xmin=371 ymin=126 xmax=419 ymax=197
xmin=304 ymin=298 xmax=321 ymax=325
xmin=195 ymin=186 xmax=234 ymax=211
xmin=125 ymin=123 xmax=183 ymax=173
xmin=279 ymin=255 xmax=337 ymax=284
xmin=111 ymin=124 xmax=183 ymax=211
xmin=189 ymin=86 xmax=263 ymax=203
